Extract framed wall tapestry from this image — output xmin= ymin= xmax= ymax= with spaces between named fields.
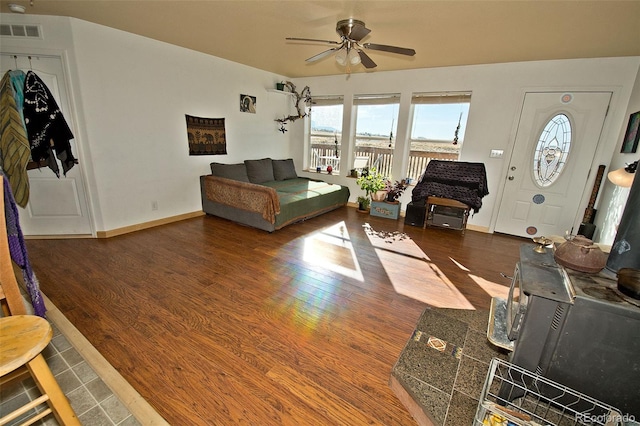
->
xmin=185 ymin=115 xmax=227 ymax=155
xmin=621 ymin=110 xmax=640 ymax=153
xmin=240 ymin=95 xmax=256 ymax=113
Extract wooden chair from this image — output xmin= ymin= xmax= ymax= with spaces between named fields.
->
xmin=0 ymin=180 xmax=80 ymax=425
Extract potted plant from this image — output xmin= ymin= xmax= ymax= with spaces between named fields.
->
xmin=384 ymin=179 xmax=408 ymax=203
xmin=357 ymin=196 xmax=370 ymax=212
xmin=356 ymin=167 xmax=387 ymax=201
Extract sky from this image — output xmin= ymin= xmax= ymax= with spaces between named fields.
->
xmin=311 ymin=102 xmax=470 ymax=141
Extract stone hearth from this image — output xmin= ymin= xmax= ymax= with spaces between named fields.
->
xmin=390 ymin=307 xmax=509 ymax=425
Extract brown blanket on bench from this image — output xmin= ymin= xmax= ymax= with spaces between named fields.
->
xmin=203 ymin=175 xmax=280 ymax=223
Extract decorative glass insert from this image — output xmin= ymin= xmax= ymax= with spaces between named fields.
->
xmin=533 ymin=114 xmax=571 ymax=187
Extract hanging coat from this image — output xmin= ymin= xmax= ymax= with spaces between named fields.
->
xmin=9 ymin=70 xmax=26 ymax=127
xmin=0 ymin=71 xmax=30 ymax=207
xmin=23 ymin=70 xmax=77 ymax=177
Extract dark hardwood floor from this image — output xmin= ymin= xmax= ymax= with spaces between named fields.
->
xmin=25 ymin=207 xmax=526 ymax=425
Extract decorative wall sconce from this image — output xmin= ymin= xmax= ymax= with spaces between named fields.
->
xmin=274 ymin=81 xmax=311 ymax=133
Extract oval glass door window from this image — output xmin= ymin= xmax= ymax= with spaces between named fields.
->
xmin=533 ymin=114 xmax=571 ymax=187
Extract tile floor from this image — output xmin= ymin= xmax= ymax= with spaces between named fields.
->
xmin=0 ymin=321 xmax=140 ymax=426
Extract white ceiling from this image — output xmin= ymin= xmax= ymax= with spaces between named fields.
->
xmin=2 ymin=0 xmax=639 ymax=78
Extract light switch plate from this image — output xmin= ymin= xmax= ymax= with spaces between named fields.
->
xmin=490 ymin=149 xmax=504 ymax=158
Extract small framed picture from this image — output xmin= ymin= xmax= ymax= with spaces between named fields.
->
xmin=621 ymin=111 xmax=640 ymax=153
xmin=240 ymin=94 xmax=256 ymax=114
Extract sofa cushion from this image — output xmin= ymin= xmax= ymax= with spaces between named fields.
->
xmin=244 ymin=158 xmax=274 ymax=184
xmin=210 ymin=163 xmax=250 ymax=182
xmin=272 ymin=159 xmax=298 ymax=181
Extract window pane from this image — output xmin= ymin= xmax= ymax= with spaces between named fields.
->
xmin=533 ymin=114 xmax=571 ymax=187
xmin=354 ymin=102 xmax=399 ymax=178
xmin=407 ymin=96 xmax=470 ymax=182
xmin=411 ymin=104 xmax=469 ymax=141
xmin=309 ymin=102 xmax=343 ymax=173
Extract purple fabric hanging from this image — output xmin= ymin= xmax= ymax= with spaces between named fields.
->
xmin=2 ymin=173 xmax=46 ymax=317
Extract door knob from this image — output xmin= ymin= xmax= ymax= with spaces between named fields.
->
xmin=510 ymin=166 xmax=517 ymax=171
xmin=508 ymin=176 xmax=515 ymax=180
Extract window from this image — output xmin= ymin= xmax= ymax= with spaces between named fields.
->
xmin=407 ymin=93 xmax=471 ymax=181
xmin=353 ymin=94 xmax=400 ymax=178
xmin=533 ymin=114 xmax=571 ymax=187
xmin=309 ymin=96 xmax=343 ymax=173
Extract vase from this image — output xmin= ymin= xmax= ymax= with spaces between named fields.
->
xmin=371 ymin=191 xmax=386 ymax=202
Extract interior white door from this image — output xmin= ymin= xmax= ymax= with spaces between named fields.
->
xmin=495 ymin=92 xmax=611 ymax=238
xmin=1 ymin=53 xmax=92 ymax=236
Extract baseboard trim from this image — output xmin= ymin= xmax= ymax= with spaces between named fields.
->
xmin=24 ymin=234 xmax=93 ymax=240
xmin=96 ymin=211 xmax=205 ymax=238
xmin=465 ymin=224 xmax=489 ymax=233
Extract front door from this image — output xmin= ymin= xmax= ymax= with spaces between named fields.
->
xmin=1 ymin=53 xmax=92 ymax=236
xmin=495 ymin=92 xmax=611 ymax=238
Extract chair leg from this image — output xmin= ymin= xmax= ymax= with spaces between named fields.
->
xmin=26 ymin=354 xmax=81 ymax=426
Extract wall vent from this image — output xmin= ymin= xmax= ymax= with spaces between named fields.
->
xmin=0 ymin=24 xmax=42 ymax=39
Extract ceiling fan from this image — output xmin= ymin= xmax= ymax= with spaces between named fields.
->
xmin=286 ymin=18 xmax=416 ymax=69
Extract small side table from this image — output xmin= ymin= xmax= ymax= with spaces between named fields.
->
xmin=424 ymin=196 xmax=470 ymax=233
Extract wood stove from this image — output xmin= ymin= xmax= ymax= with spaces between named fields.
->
xmin=488 ymin=244 xmax=640 ymax=419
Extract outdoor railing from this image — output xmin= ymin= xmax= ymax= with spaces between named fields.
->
xmin=310 ymin=143 xmax=458 ymax=182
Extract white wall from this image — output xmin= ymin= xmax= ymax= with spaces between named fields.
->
xmin=1 ymin=14 xmax=294 ymax=232
xmin=289 ymin=58 xmax=640 ymax=234
xmin=2 ymin=13 xmax=639 ymax=239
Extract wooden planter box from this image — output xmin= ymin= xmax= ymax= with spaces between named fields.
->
xmin=370 ymin=201 xmax=401 ymax=220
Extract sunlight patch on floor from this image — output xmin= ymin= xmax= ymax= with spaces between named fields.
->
xmin=449 ymin=258 xmax=512 ymax=299
xmin=265 ymin=222 xmax=364 ymax=335
xmin=363 ymin=224 xmax=475 ymax=309
xmin=468 ymin=274 xmax=511 ymax=299
xmin=449 ymin=257 xmax=470 ymax=272
xmin=266 ymin=286 xmax=338 ymax=337
xmin=302 ymin=221 xmax=364 ymax=281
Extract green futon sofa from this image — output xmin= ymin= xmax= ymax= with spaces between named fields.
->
xmin=200 ymin=158 xmax=350 ymax=232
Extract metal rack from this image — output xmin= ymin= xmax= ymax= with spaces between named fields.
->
xmin=474 ymin=358 xmax=628 ymax=426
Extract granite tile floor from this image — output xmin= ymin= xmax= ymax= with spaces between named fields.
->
xmin=391 ymin=307 xmax=510 ymax=426
xmin=0 ymin=321 xmax=140 ymax=426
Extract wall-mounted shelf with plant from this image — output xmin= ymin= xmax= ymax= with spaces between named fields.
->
xmin=268 ymin=89 xmax=295 ymax=96
xmin=273 ymin=81 xmax=311 ymax=134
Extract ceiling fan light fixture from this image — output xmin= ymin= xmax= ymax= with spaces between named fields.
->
xmin=287 ymin=18 xmax=415 ymax=72
xmin=348 ymin=49 xmax=361 ymax=65
xmin=8 ymin=3 xmax=26 ymax=13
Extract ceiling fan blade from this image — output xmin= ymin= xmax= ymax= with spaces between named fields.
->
xmin=349 ymin=23 xmax=371 ymax=41
xmin=357 ymin=50 xmax=377 ymax=69
xmin=286 ymin=37 xmax=341 ymax=45
xmin=362 ymin=43 xmax=416 ymax=56
xmin=306 ymin=48 xmax=340 ymax=62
